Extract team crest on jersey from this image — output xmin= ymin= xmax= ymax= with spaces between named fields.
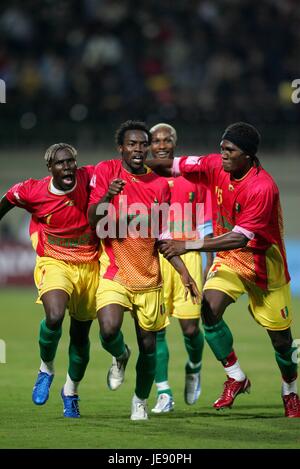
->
xmin=235 ymin=202 xmax=241 ymax=213
xmin=228 ymin=184 xmax=234 ymax=191
xmin=168 ymin=180 xmax=174 ymax=188
xmin=280 ymin=306 xmax=289 ymax=319
xmin=189 ymin=192 xmax=195 ymax=202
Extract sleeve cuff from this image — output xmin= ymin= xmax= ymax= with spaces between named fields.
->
xmin=172 ymin=157 xmax=181 ymax=176
xmin=232 ymin=225 xmax=255 ymax=240
xmin=197 ymin=221 xmax=213 ymax=239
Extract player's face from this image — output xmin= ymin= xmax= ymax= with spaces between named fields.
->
xmin=220 ymin=140 xmax=251 ymax=176
xmin=120 ymin=130 xmax=149 ymax=174
xmin=151 ymin=128 xmax=175 ymax=160
xmin=49 ymin=149 xmax=77 ymax=191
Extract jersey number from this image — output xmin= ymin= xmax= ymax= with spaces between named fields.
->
xmin=215 ymin=186 xmax=223 ymax=205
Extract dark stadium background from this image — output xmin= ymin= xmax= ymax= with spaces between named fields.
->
xmin=0 ymin=0 xmax=299 ymax=293
xmin=1 ymin=0 xmax=300 ymax=452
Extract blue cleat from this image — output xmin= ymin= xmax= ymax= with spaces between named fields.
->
xmin=61 ymin=388 xmax=80 ymax=418
xmin=32 ymin=371 xmax=54 ymax=405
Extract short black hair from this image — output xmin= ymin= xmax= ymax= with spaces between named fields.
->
xmin=115 ymin=120 xmax=152 ymax=146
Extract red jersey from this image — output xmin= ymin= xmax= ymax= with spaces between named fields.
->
xmin=6 ymin=166 xmax=99 ymax=263
xmin=167 ymin=176 xmax=212 ymax=240
xmin=89 ymin=159 xmax=170 ymax=291
xmin=173 ymin=154 xmax=290 ymax=290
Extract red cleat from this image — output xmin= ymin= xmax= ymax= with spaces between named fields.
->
xmin=213 ymin=376 xmax=251 ymax=410
xmin=282 ymin=393 xmax=300 ymax=418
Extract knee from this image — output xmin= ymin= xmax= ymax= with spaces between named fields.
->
xmin=182 ymin=323 xmax=199 ymax=337
xmin=140 ymin=334 xmax=156 ymax=354
xmin=270 ymin=330 xmax=293 ymax=354
xmin=99 ymin=316 xmax=120 ymax=342
xmin=201 ymin=297 xmax=222 ymax=326
xmin=45 ymin=310 xmax=64 ymax=330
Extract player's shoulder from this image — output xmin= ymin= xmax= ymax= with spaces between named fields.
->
xmin=20 ymin=176 xmax=50 ymax=191
xmin=94 ymin=159 xmax=121 ymax=172
xmin=147 ymin=170 xmax=169 ymax=187
xmin=254 ymin=167 xmax=279 ymax=193
xmin=77 ymin=165 xmax=95 ymax=181
xmin=174 ymin=175 xmax=196 ymax=189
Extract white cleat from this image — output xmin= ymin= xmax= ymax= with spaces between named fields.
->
xmin=184 ymin=371 xmax=201 ymax=405
xmin=151 ymin=393 xmax=175 ymax=414
xmin=131 ymin=395 xmax=148 ymax=421
xmin=107 ymin=345 xmax=131 ymax=391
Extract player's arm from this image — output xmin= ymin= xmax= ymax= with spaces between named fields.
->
xmin=146 ymin=158 xmax=174 ymax=176
xmin=158 ymin=231 xmax=248 ymax=259
xmin=167 ymin=255 xmax=201 ymax=304
xmin=203 ymin=233 xmax=214 ymax=281
xmin=0 ymin=195 xmax=15 ymax=221
xmin=88 ymin=178 xmax=126 ymax=229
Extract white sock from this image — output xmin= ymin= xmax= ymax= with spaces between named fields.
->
xmin=63 ymin=373 xmax=80 ymax=396
xmin=224 ymin=361 xmax=246 ymax=381
xmin=187 ymin=360 xmax=202 ymax=371
xmin=133 ymin=393 xmax=147 ymax=404
xmin=40 ymin=360 xmax=54 ymax=375
xmin=282 ymin=379 xmax=298 ymax=396
xmin=156 ymin=381 xmax=170 ymax=392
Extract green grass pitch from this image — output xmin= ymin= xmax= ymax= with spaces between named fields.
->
xmin=0 ymin=288 xmax=300 ymax=449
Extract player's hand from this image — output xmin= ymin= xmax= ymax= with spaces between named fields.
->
xmin=158 ymin=240 xmax=187 ymax=259
xmin=107 ymin=179 xmax=126 ymax=199
xmin=180 ymin=272 xmax=201 ymax=304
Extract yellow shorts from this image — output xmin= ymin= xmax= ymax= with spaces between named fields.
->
xmin=96 ymin=278 xmax=169 ymax=331
xmin=203 ymin=261 xmax=292 ymax=331
xmin=34 ymin=257 xmax=99 ymax=321
xmin=160 ymin=252 xmax=202 ymax=319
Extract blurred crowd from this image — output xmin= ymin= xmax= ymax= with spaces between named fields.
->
xmin=1 ymin=0 xmax=300 ymax=134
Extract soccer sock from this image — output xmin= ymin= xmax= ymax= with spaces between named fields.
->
xmin=39 ymin=319 xmax=62 ymax=364
xmin=282 ymin=378 xmax=298 ymax=396
xmin=155 ymin=330 xmax=172 ymax=396
xmin=135 ymin=351 xmax=156 ymax=400
xmin=64 ymin=372 xmax=80 ymax=396
xmin=203 ymin=319 xmax=233 ymax=361
xmin=40 ymin=360 xmax=54 ymax=375
xmin=132 ymin=393 xmax=147 ymax=404
xmin=222 ymin=350 xmax=246 ymax=381
xmin=184 ymin=329 xmax=204 ymax=374
xmin=68 ymin=340 xmax=90 ymax=382
xmin=204 ymin=320 xmax=245 ymax=380
xmin=275 ymin=347 xmax=298 ymax=395
xmin=100 ymin=330 xmax=126 ymax=358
